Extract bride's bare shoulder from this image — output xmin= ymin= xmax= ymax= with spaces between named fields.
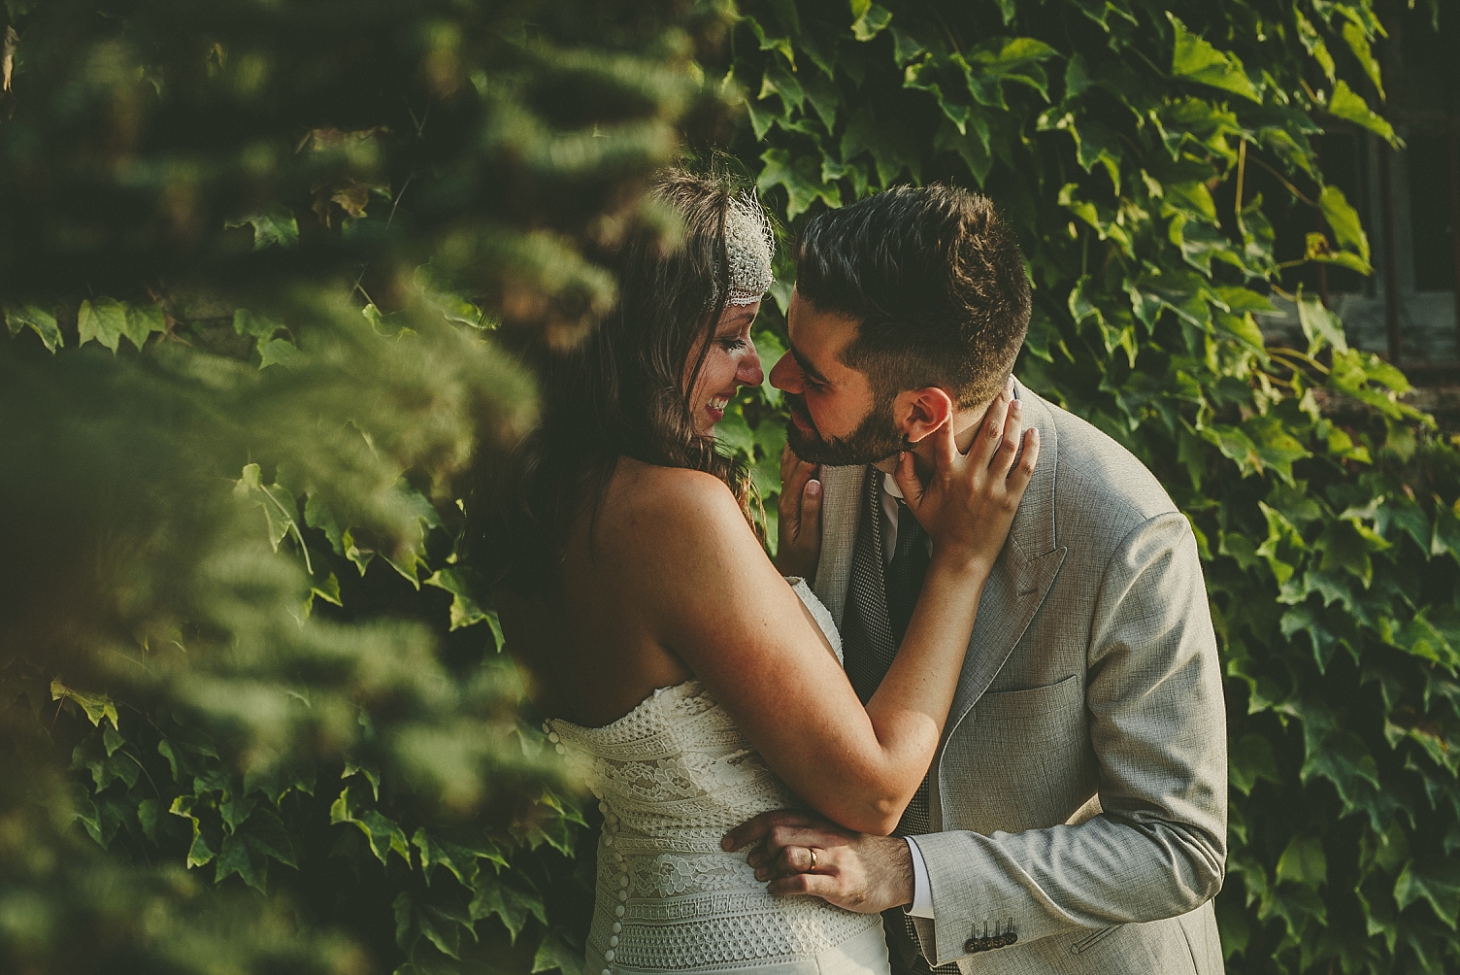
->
xmin=600 ymin=458 xmax=750 ymax=545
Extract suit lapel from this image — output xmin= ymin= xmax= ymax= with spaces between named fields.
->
xmin=811 ymin=464 xmax=866 ymax=628
xmin=944 ymin=384 xmax=1066 ymax=744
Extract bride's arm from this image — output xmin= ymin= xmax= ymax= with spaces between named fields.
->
xmin=644 ymin=392 xmax=1037 ymax=836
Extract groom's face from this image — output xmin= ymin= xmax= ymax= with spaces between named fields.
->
xmin=769 ymin=289 xmax=904 ymax=466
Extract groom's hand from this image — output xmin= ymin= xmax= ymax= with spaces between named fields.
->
xmin=774 ymin=445 xmax=822 ymax=580
xmin=723 ymin=810 xmax=914 ymax=914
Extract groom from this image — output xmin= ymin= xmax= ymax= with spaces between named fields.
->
xmin=726 ymin=185 xmax=1228 ymax=974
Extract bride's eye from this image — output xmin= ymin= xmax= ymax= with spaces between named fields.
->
xmin=719 ymin=337 xmax=748 ymax=352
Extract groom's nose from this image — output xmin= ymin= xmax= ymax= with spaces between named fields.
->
xmin=769 ymin=351 xmax=802 ymax=393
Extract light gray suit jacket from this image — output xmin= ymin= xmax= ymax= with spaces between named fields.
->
xmin=812 ymin=383 xmax=1228 ymax=974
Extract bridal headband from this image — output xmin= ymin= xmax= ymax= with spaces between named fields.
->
xmin=723 ymin=193 xmax=774 ymax=306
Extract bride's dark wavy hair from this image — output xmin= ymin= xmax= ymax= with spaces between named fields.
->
xmin=476 ymin=168 xmax=762 ymax=596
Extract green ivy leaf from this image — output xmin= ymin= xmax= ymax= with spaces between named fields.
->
xmin=1296 ymin=292 xmax=1348 ymax=355
xmin=310 ymin=571 xmax=343 ymax=608
xmin=242 ymin=807 xmax=299 ymax=870
xmin=532 ymin=930 xmax=585 ymax=975
xmin=77 ymin=298 xmax=128 ymax=353
xmin=757 ymin=148 xmax=841 ymax=220
xmin=744 ymin=14 xmax=794 ymax=67
xmin=219 ymin=794 xmax=258 ymax=832
xmin=469 ymin=875 xmax=547 ymax=944
xmin=1432 ymin=496 xmax=1460 ymax=567
xmin=415 ymin=905 xmax=463 ymax=959
xmin=1168 ymin=15 xmax=1260 ymax=103
xmin=849 ymin=0 xmax=892 ymax=42
xmin=1295 ymin=13 xmax=1336 ymax=82
xmin=170 ymin=796 xmax=218 ymax=868
xmin=1276 ymin=834 xmax=1327 ymax=888
xmin=1326 ymin=80 xmax=1397 ymax=145
xmin=414 ymin=829 xmax=493 ymax=887
xmin=424 ymin=568 xmax=488 ymax=631
xmin=1394 ymin=859 xmax=1460 ymax=928
xmin=121 ymin=302 xmax=166 ymax=349
xmin=137 ymin=797 xmax=160 ymax=843
xmin=1229 ymin=733 xmax=1282 ymax=795
xmin=714 ymin=402 xmax=755 ymax=459
xmin=970 ymin=37 xmax=1058 ymax=101
xmin=50 ymin=678 xmax=119 ymax=728
xmin=234 ymin=463 xmax=294 ymax=551
xmin=1301 ymin=728 xmax=1381 ymax=811
xmin=258 ymin=337 xmax=304 ymax=369
xmin=226 ymin=203 xmax=299 ymax=250
xmin=1340 ymin=21 xmax=1384 ymax=101
xmin=215 ymin=830 xmax=268 ymax=892
xmin=1318 ymin=185 xmax=1370 ymax=264
xmin=233 ymin=307 xmax=286 ymax=341
xmin=331 ymin=786 xmax=411 ymax=866
xmin=4 ymin=303 xmax=62 ymax=352
xmin=758 ymin=63 xmax=805 ymax=114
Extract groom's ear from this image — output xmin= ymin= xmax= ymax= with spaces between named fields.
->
xmin=895 ymin=387 xmax=956 ymax=444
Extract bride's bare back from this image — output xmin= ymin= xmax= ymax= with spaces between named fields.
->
xmin=498 ymin=391 xmax=1037 ymax=835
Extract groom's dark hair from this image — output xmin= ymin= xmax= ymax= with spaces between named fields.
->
xmin=794 ymin=184 xmax=1030 ymax=409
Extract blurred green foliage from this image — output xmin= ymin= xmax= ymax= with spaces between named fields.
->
xmin=0 ymin=1 xmax=734 ymax=972
xmin=4 ymin=1 xmax=1459 ymax=974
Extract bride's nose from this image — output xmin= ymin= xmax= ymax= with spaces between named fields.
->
xmin=737 ymin=343 xmax=764 ymax=388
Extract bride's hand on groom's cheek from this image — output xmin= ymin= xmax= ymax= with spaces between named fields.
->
xmin=722 ymin=810 xmax=914 ymax=914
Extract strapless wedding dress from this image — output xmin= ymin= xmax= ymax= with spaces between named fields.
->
xmin=548 ymin=579 xmax=890 ymax=975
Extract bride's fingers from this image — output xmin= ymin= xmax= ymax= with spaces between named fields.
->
xmin=1003 ymin=428 xmax=1040 ymax=497
xmin=966 ymin=388 xmax=1011 ymax=473
xmin=893 ymin=447 xmax=922 ymax=512
xmin=933 ymin=412 xmax=958 ymax=477
xmin=990 ymin=399 xmax=1023 ymax=480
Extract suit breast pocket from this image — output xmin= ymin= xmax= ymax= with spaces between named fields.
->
xmin=940 ymin=675 xmax=1089 ymax=831
xmin=967 ymin=674 xmax=1084 ymax=746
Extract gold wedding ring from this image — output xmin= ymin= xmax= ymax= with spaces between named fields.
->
xmin=808 ymin=848 xmax=818 ymax=872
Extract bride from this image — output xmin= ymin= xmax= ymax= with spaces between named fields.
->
xmin=480 ymin=170 xmax=1037 ymax=974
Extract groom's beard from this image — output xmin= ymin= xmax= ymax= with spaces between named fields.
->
xmin=783 ymin=392 xmax=903 ymax=467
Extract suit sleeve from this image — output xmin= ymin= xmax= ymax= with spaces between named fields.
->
xmin=910 ymin=512 xmax=1228 ymax=964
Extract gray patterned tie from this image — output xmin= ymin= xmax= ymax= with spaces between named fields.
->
xmin=885 ymin=497 xmax=931 ymax=647
xmin=839 ymin=470 xmax=957 ymax=975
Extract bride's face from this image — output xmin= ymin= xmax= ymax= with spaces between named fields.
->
xmin=685 ymin=301 xmax=763 ymax=437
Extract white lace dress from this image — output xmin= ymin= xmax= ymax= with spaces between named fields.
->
xmin=548 ymin=579 xmax=890 ymax=975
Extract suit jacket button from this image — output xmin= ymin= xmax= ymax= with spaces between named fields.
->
xmin=964 ymin=939 xmax=977 ymax=953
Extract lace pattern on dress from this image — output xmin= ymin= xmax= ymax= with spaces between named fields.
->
xmin=548 ymin=581 xmax=876 ymax=974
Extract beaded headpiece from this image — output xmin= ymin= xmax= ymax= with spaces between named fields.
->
xmin=723 ymin=193 xmax=774 ymax=306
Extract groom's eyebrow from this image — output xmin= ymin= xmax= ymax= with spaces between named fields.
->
xmin=789 ymin=344 xmax=831 ymax=385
